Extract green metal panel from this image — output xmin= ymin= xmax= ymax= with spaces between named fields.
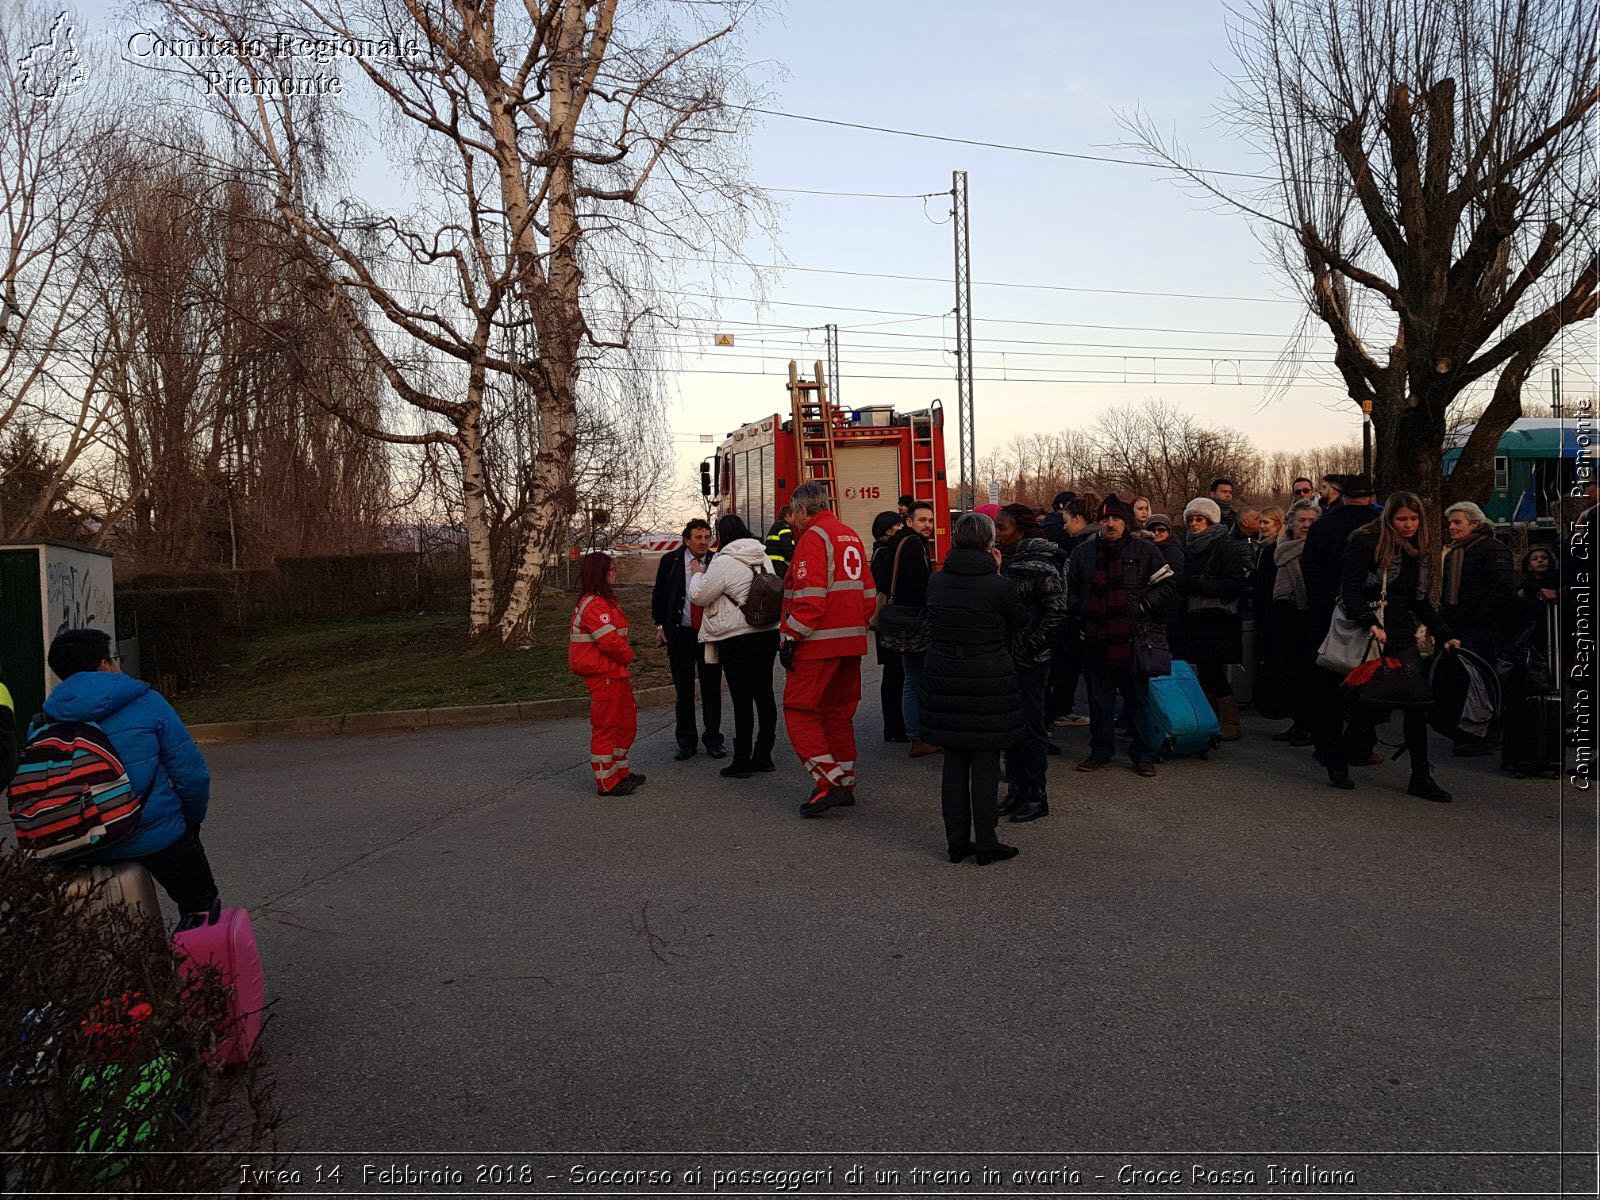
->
xmin=0 ymin=547 xmax=45 ymax=728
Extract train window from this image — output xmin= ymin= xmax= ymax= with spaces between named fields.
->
xmin=1493 ymin=456 xmax=1508 ymax=492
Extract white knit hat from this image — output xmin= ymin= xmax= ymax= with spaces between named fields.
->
xmin=1183 ymin=497 xmax=1222 ymax=525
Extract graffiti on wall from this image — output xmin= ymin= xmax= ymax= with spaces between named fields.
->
xmin=46 ymin=555 xmax=112 ymax=639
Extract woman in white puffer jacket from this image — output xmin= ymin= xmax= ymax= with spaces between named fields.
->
xmin=689 ymin=515 xmax=781 ymax=778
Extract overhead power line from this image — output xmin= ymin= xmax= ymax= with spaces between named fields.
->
xmin=760 ymin=186 xmax=948 ymax=200
xmin=666 ymin=255 xmax=1300 ymax=304
xmin=739 ymin=105 xmax=1282 ymax=182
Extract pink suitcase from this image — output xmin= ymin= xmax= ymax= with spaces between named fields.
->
xmin=174 ymin=907 xmax=264 ymax=1066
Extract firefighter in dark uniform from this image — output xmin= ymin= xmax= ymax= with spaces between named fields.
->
xmin=765 ymin=504 xmax=796 ymax=571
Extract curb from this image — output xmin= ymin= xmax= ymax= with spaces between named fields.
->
xmin=189 ymin=684 xmax=678 ymax=745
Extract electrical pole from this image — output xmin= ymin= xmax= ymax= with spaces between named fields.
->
xmin=952 ymin=170 xmax=975 ymax=511
xmin=1552 ymin=366 xmax=1562 ymax=420
xmin=825 ymin=323 xmax=841 ymax=409
xmin=1361 ymin=399 xmax=1373 ymax=479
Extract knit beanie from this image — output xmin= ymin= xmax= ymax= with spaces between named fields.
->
xmin=1183 ymin=497 xmax=1223 ymax=526
xmin=1099 ymin=494 xmax=1135 ymax=522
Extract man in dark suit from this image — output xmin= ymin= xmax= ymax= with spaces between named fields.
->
xmin=652 ymin=518 xmax=725 ymax=760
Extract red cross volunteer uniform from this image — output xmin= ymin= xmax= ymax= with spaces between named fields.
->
xmin=780 ymin=508 xmax=875 ymax=814
xmin=569 ymin=591 xmax=638 ymax=794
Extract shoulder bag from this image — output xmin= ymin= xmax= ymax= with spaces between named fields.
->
xmin=876 ymin=538 xmax=929 ymax=654
xmin=1315 ymin=564 xmax=1388 ymax=674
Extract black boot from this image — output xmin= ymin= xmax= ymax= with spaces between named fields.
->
xmin=750 ymin=734 xmax=777 ymax=772
xmin=1317 ymin=749 xmax=1354 ymax=790
xmin=974 ymin=843 xmax=1020 ymax=865
xmin=1407 ymin=775 xmax=1453 ymax=803
xmin=1008 ymin=798 xmax=1049 ymax=823
xmin=997 ymin=791 xmax=1026 ymax=817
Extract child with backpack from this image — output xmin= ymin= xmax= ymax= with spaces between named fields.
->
xmin=688 ymin=515 xmax=783 ymax=779
xmin=9 ymin=629 xmax=220 ymax=924
xmin=570 ymin=553 xmax=646 ymax=797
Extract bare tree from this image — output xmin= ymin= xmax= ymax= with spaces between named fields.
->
xmin=1089 ymin=400 xmax=1262 ymax=515
xmin=1126 ymin=0 xmax=1598 ymax=514
xmin=0 ymin=1 xmax=118 ymax=537
xmin=147 ymin=0 xmax=767 ymax=648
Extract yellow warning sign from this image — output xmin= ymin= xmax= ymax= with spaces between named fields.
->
xmin=714 ymin=333 xmax=734 ymax=347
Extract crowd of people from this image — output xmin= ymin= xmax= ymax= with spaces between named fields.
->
xmin=569 ymin=469 xmax=1579 ymax=866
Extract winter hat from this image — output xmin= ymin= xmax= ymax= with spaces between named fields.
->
xmin=871 ymin=511 xmax=903 ymax=541
xmin=1183 ymin=497 xmax=1223 ymax=526
xmin=1051 ymin=490 xmax=1078 ymax=511
xmin=975 ymin=502 xmax=1001 ymax=518
xmin=1145 ymin=513 xmax=1172 ymax=530
xmin=1098 ymin=494 xmax=1135 ymax=522
xmin=1340 ymin=473 xmax=1375 ymax=497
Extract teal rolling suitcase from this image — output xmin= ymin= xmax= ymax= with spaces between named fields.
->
xmin=1140 ymin=660 xmax=1222 ymax=758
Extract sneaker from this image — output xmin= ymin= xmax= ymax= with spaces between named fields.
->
xmin=611 ymin=776 xmax=642 ymax=796
xmin=1055 ymin=714 xmax=1090 ymax=728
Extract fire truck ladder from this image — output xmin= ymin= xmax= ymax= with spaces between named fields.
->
xmin=789 ymin=360 xmax=839 ymax=507
xmin=909 ymin=399 xmax=940 ymax=510
xmin=910 ymin=399 xmax=942 ymax=563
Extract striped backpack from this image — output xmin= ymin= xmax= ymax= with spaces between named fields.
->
xmin=6 ymin=720 xmax=142 ymax=862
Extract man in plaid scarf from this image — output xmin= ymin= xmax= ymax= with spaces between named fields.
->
xmin=1065 ymin=496 xmax=1176 ymax=777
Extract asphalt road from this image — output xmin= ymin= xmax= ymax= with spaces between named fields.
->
xmin=196 ymin=664 xmax=1596 ymax=1193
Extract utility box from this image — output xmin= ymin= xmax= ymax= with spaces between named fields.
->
xmin=0 ymin=541 xmax=116 ymax=729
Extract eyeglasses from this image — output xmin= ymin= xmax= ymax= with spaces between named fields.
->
xmin=1293 ymin=488 xmax=1313 ymax=497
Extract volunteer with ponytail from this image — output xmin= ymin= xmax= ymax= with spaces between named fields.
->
xmin=569 ymin=553 xmax=645 ymax=797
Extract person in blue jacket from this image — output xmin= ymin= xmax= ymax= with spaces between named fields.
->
xmin=39 ymin=628 xmax=220 ymax=923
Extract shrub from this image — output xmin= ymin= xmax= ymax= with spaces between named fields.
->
xmin=0 ymin=850 xmax=279 ymax=1192
xmin=115 ymin=589 xmax=234 ymax=690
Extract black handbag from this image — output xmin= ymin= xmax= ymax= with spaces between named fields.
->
xmin=1344 ymin=652 xmax=1432 ymax=708
xmin=1131 ymin=623 xmax=1172 ymax=679
xmin=876 ymin=538 xmax=929 ymax=654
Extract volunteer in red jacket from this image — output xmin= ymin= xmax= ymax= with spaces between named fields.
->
xmin=779 ymin=480 xmax=875 ymax=817
xmin=569 ymin=553 xmax=646 ymax=797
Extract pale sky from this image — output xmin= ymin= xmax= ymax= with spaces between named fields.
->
xmin=64 ymin=0 xmax=1595 ymax=500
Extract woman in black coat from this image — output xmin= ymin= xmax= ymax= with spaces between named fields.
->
xmin=1321 ymin=491 xmax=1461 ymax=800
xmin=1173 ymin=498 xmax=1250 ymax=739
xmin=868 ymin=511 xmax=908 ymax=742
xmin=920 ymin=511 xmax=1028 ymax=865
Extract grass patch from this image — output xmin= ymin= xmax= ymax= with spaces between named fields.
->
xmin=174 ymin=586 xmax=670 ymax=723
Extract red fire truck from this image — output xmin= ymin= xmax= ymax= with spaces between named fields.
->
xmin=701 ymin=362 xmax=952 ymax=560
